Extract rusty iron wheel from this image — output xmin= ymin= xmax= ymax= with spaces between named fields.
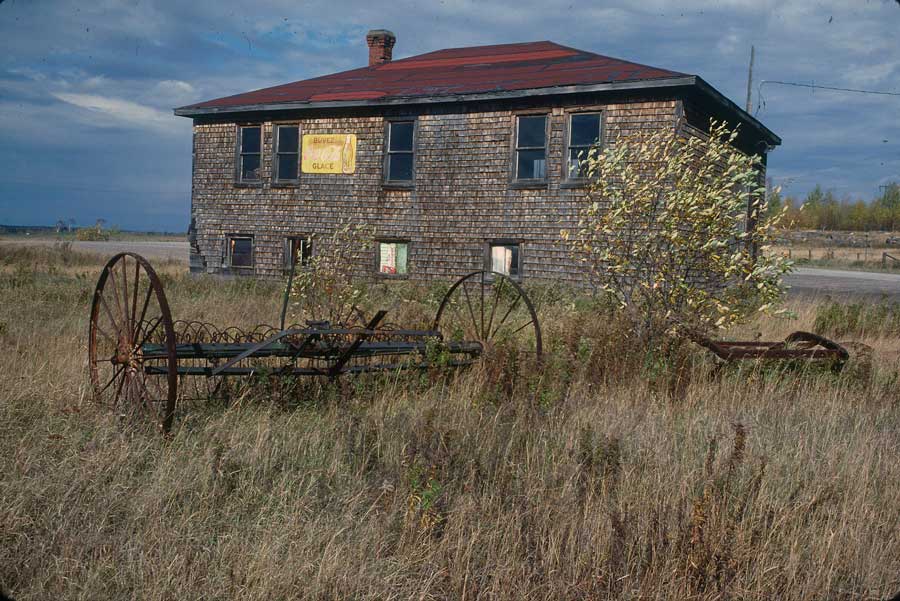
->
xmin=88 ymin=253 xmax=177 ymax=433
xmin=433 ymin=270 xmax=542 ymax=359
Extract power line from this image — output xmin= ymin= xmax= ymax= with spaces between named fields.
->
xmin=761 ymin=80 xmax=900 ymax=97
xmin=755 ymin=79 xmax=900 ymax=115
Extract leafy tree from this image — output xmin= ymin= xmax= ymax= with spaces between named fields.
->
xmin=876 ymin=182 xmax=900 ymax=210
xmin=875 ymin=183 xmax=900 ymax=230
xmin=561 ymin=121 xmax=791 ymax=347
xmin=767 ymin=186 xmax=783 ymax=219
xmin=289 ymin=220 xmax=374 ymax=326
xmin=781 ymin=182 xmax=900 ymax=231
xmin=847 ymin=199 xmax=870 ymax=231
xmin=805 ymin=185 xmax=825 ymax=207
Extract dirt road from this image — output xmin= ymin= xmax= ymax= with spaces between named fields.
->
xmin=786 ymin=267 xmax=900 ymax=298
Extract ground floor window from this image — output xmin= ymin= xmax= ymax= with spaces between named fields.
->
xmin=227 ymin=235 xmax=253 ymax=269
xmin=378 ymin=240 xmax=408 ymax=275
xmin=488 ymin=241 xmax=520 ymax=277
xmin=284 ymin=235 xmax=312 ymax=271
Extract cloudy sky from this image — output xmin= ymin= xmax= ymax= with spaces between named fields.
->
xmin=1 ymin=0 xmax=898 ymax=232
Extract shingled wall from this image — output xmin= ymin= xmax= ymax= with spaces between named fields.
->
xmin=190 ymin=98 xmax=681 ymax=283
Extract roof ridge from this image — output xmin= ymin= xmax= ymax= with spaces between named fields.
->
xmin=395 ymin=39 xmax=558 ymax=57
xmin=178 ymin=39 xmax=687 ymax=111
xmin=376 ymin=40 xmax=561 ymax=68
xmin=549 ymin=40 xmax=690 ymax=78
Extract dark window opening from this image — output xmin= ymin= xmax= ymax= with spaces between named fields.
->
xmin=238 ymin=126 xmax=262 ymax=182
xmin=386 ymin=121 xmax=414 ymax=182
xmin=228 ymin=236 xmax=253 ymax=268
xmin=285 ymin=236 xmax=312 ymax=270
xmin=378 ymin=240 xmax=408 ymax=275
xmin=567 ymin=113 xmax=602 ymax=179
xmin=515 ymin=115 xmax=547 ymax=180
xmin=489 ymin=242 xmax=520 ymax=277
xmin=275 ymin=125 xmax=300 ymax=182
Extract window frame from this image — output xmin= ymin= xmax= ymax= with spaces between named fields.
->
xmin=563 ymin=109 xmax=604 ymax=185
xmin=283 ymin=235 xmax=313 ymax=273
xmin=375 ymin=238 xmax=410 ymax=278
xmin=273 ymin=122 xmax=301 ymax=185
xmin=226 ymin=234 xmax=254 ymax=272
xmin=510 ymin=111 xmax=550 ymax=187
xmin=235 ymin=124 xmax=263 ymax=185
xmin=484 ymin=239 xmax=523 ymax=280
xmin=383 ymin=118 xmax=417 ymax=189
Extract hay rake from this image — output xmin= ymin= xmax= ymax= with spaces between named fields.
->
xmin=690 ymin=331 xmax=850 ymax=372
xmin=88 ymin=253 xmax=542 ymax=433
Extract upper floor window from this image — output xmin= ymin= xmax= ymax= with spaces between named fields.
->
xmin=378 ymin=240 xmax=408 ymax=275
xmin=385 ymin=120 xmax=414 ymax=184
xmin=275 ymin=124 xmax=300 ymax=182
xmin=227 ymin=235 xmax=253 ymax=269
xmin=514 ymin=115 xmax=547 ymax=180
xmin=237 ymin=125 xmax=261 ymax=182
xmin=567 ymin=112 xmax=602 ymax=179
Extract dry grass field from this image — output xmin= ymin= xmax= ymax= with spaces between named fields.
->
xmin=1 ymin=244 xmax=899 ymax=600
xmin=772 ymin=229 xmax=900 ymax=271
xmin=770 ymin=245 xmax=900 ymax=271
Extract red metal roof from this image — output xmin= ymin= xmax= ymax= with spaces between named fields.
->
xmin=181 ymin=41 xmax=686 ymax=111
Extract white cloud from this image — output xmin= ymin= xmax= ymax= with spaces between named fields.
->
xmin=83 ymin=75 xmax=110 ymax=89
xmin=844 ymin=61 xmax=900 ymax=88
xmin=716 ymin=29 xmax=743 ymax=56
xmin=156 ymin=80 xmax=194 ymax=94
xmin=154 ymin=80 xmax=198 ymax=105
xmin=52 ymin=92 xmax=179 ymax=134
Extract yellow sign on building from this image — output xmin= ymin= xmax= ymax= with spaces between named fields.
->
xmin=301 ymin=134 xmax=357 ymax=174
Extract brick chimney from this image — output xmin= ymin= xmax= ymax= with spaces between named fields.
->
xmin=366 ymin=29 xmax=396 ymax=66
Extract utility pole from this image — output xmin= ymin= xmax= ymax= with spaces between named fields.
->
xmin=745 ymin=45 xmax=755 ymax=113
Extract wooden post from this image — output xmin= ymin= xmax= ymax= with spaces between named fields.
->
xmin=745 ymin=45 xmax=755 ymax=113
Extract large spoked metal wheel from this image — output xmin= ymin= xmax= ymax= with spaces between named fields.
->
xmin=433 ymin=271 xmax=542 ymax=359
xmin=88 ymin=253 xmax=177 ymax=433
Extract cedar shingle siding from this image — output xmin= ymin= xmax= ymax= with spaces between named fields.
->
xmin=181 ymin=39 xmax=779 ymax=282
xmin=189 ymin=98 xmax=684 ymax=282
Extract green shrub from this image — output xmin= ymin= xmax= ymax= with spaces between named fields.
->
xmin=75 ymin=227 xmax=110 ymax=241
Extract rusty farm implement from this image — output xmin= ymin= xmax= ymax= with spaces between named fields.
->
xmin=690 ymin=331 xmax=850 ymax=372
xmin=88 ymin=253 xmax=542 ymax=433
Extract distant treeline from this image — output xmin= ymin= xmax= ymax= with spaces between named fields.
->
xmin=0 ymin=224 xmax=58 ymax=234
xmin=771 ymin=183 xmax=900 ymax=231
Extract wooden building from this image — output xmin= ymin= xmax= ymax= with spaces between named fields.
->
xmin=175 ymin=31 xmax=780 ymax=282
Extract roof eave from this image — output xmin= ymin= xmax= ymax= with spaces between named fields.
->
xmin=692 ymin=76 xmax=781 ymax=146
xmin=173 ymin=76 xmax=698 ymax=117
